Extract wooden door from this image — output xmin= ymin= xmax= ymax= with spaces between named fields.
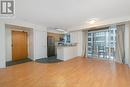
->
xmin=12 ymin=31 xmax=28 ymax=61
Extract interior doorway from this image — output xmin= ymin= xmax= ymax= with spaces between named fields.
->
xmin=47 ymin=36 xmax=55 ymax=57
xmin=12 ymin=31 xmax=28 ymax=61
xmin=5 ymin=24 xmax=33 ymax=66
xmin=47 ymin=32 xmax=64 ymax=57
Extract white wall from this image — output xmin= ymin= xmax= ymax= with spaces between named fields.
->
xmin=70 ymin=30 xmax=83 ymax=56
xmin=0 ymin=23 xmax=6 ymax=68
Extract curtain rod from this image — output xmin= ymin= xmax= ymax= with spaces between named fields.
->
xmin=88 ymin=27 xmax=109 ymax=32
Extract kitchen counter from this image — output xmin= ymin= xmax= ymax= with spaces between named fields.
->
xmin=56 ymin=45 xmax=77 ymax=61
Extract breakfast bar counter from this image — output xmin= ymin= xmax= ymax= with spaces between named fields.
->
xmin=56 ymin=45 xmax=77 ymax=61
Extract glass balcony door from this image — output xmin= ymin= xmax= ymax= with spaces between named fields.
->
xmin=88 ymin=28 xmax=116 ymax=60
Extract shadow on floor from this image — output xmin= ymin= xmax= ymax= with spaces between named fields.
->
xmin=35 ymin=56 xmax=63 ymax=63
xmin=6 ymin=58 xmax=32 ymax=66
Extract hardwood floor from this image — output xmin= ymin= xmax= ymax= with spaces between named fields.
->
xmin=0 ymin=57 xmax=130 ymax=87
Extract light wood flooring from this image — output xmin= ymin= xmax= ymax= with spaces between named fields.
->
xmin=0 ymin=57 xmax=130 ymax=87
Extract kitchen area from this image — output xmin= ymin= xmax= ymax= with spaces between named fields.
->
xmin=47 ymin=32 xmax=78 ymax=61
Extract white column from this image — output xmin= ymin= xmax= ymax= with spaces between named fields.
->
xmin=0 ymin=23 xmax=6 ymax=68
xmin=124 ymin=22 xmax=130 ymax=67
xmin=33 ymin=30 xmax=47 ymax=60
xmin=128 ymin=23 xmax=130 ymax=67
xmin=28 ymin=29 xmax=34 ymax=60
xmin=124 ymin=23 xmax=129 ymax=64
xmin=70 ymin=30 xmax=83 ymax=56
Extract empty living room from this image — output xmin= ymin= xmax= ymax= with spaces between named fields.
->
xmin=0 ymin=0 xmax=130 ymax=87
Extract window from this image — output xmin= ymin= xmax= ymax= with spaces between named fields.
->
xmin=88 ymin=43 xmax=92 ymax=46
xmin=111 ymin=37 xmax=113 ymax=40
xmin=111 ymin=30 xmax=113 ymax=34
xmin=88 ymin=47 xmax=92 ymax=51
xmin=88 ymin=33 xmax=91 ymax=36
xmin=88 ymin=38 xmax=91 ymax=41
xmin=87 ymin=28 xmax=116 ymax=59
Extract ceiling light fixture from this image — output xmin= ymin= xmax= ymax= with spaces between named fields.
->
xmin=56 ymin=28 xmax=65 ymax=32
xmin=88 ymin=20 xmax=96 ymax=24
xmin=64 ymin=31 xmax=68 ymax=34
xmin=55 ymin=28 xmax=68 ymax=34
xmin=88 ymin=18 xmax=98 ymax=24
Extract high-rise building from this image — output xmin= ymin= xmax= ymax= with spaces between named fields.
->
xmin=88 ymin=27 xmax=116 ymax=59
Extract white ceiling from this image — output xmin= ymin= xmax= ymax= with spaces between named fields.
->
xmin=15 ymin=0 xmax=130 ymax=30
